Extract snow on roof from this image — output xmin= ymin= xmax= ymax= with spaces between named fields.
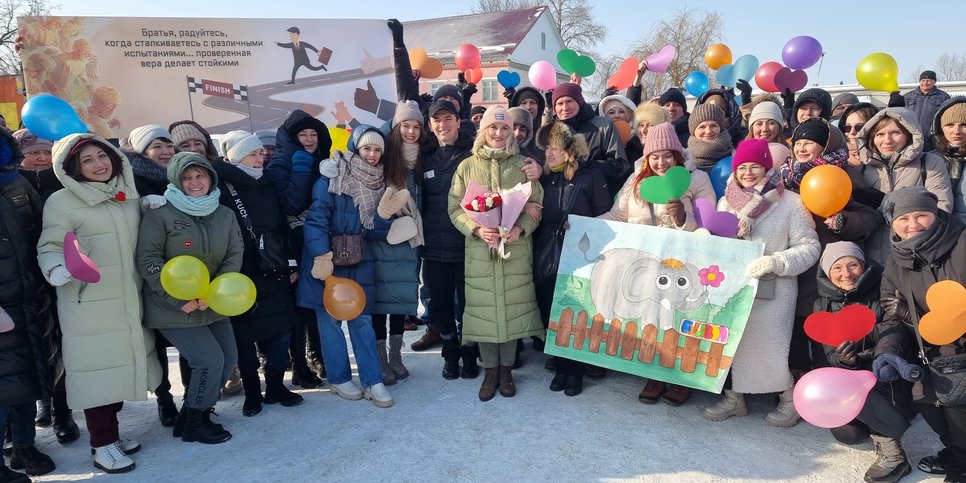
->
xmin=401 ymin=6 xmax=546 ymax=58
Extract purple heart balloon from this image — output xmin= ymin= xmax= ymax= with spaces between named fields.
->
xmin=693 ymin=198 xmax=739 ymax=238
xmin=775 ymin=68 xmax=808 ymax=92
xmin=0 ymin=309 xmax=13 ymax=333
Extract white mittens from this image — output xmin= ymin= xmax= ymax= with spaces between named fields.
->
xmin=746 ymin=255 xmax=783 ymax=279
xmin=377 ymin=187 xmax=411 ymax=219
xmin=48 ymin=266 xmax=73 ymax=287
xmin=387 ymin=216 xmax=418 ymax=245
xmin=140 ymin=194 xmax=167 ymax=210
xmin=318 ymin=158 xmax=340 ymax=178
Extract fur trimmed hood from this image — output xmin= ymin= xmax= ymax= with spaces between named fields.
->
xmin=535 ymin=120 xmax=589 ymax=162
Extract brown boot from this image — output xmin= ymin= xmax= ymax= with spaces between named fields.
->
xmin=498 ymin=366 xmax=516 ymax=397
xmin=478 ymin=368 xmax=499 ymax=402
xmin=410 ymin=327 xmax=442 ymax=352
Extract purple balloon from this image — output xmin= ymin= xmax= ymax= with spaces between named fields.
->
xmin=693 ymin=198 xmax=739 ymax=237
xmin=782 ymin=36 xmax=823 ymax=70
xmin=774 ymin=68 xmax=808 ymax=92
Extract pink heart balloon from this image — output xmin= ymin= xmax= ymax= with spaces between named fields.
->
xmin=64 ymin=231 xmax=101 ymax=283
xmin=693 ymin=198 xmax=739 ymax=237
xmin=0 ymin=309 xmax=13 ymax=333
xmin=794 ymin=367 xmax=876 ymax=428
xmin=646 ymin=45 xmax=676 ymax=73
xmin=775 ymin=67 xmax=808 ymax=92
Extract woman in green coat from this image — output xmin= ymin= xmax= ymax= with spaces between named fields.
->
xmin=448 ymin=106 xmax=544 ymax=402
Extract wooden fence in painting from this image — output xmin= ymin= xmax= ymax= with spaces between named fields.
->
xmin=548 ymin=308 xmax=732 ymax=376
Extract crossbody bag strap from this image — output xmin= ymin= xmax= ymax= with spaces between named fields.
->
xmin=898 ymin=274 xmax=930 ymax=365
xmin=224 ymin=181 xmax=258 ymax=242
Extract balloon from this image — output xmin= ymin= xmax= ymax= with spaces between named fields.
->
xmin=408 ymin=48 xmax=428 ymax=70
xmin=800 ymin=165 xmax=852 ymax=217
xmin=769 ymin=144 xmax=791 ymax=166
xmin=465 ymin=67 xmax=483 ymax=85
xmin=684 ymin=71 xmax=710 ymax=98
xmin=794 ymin=368 xmax=876 ymax=428
xmin=710 ymin=156 xmax=732 ymax=198
xmin=160 ymin=256 xmax=210 ymax=301
xmin=645 ymin=45 xmax=676 ymax=73
xmin=716 ymin=64 xmax=738 ymax=88
xmin=856 ymin=53 xmax=899 ymax=92
xmin=607 ymin=57 xmax=639 ymax=90
xmin=329 ymin=127 xmax=350 ymax=152
xmin=755 ymin=61 xmax=784 ymax=93
xmin=572 ymin=56 xmax=596 ymax=77
xmin=782 ymin=36 xmax=823 ymax=70
xmin=733 ymin=55 xmax=760 ymax=83
xmin=805 ymin=305 xmax=876 ymax=347
xmin=705 ymin=43 xmax=732 ymax=70
xmin=0 ymin=309 xmax=12 ymax=333
xmin=919 ymin=280 xmax=966 ymax=345
xmin=454 ymin=43 xmax=481 ymax=71
xmin=419 ymin=58 xmax=443 ymax=79
xmin=557 ymin=49 xmax=579 ymax=74
xmin=693 ymin=198 xmax=739 ymax=238
xmin=614 ymin=119 xmax=631 ymax=145
xmin=528 ymin=61 xmax=558 ymax=90
xmin=775 ymin=68 xmax=808 ymax=93
xmin=64 ymin=231 xmax=100 ymax=283
xmin=639 ymin=166 xmax=691 ymax=204
xmin=21 ymin=94 xmax=88 ymax=141
xmin=203 ymin=273 xmax=257 ymax=317
xmin=497 ymin=70 xmax=520 ymax=89
xmin=324 ymin=275 xmax=366 ymax=321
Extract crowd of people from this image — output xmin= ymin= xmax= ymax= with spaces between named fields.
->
xmin=1 ymin=19 xmax=965 ymax=483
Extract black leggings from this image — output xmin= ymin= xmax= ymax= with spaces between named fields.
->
xmin=371 ymin=314 xmax=405 ymax=340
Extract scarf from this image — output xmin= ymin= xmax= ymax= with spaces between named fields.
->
xmin=780 ymin=148 xmax=849 ymax=189
xmin=724 ymin=169 xmax=785 ymax=239
xmin=397 ymin=143 xmax=424 ymax=246
xmin=890 ymin=212 xmax=963 ymax=270
xmin=549 ymin=161 xmax=567 ymax=173
xmin=129 ymin=152 xmax=168 ymax=184
xmin=327 ymin=151 xmax=385 ymax=229
xmin=164 ymin=183 xmax=222 ymax=217
xmin=231 ymin=162 xmax=263 ymax=179
xmin=688 ymin=132 xmax=734 ymax=170
xmin=402 ymin=143 xmax=419 ymax=168
xmin=481 ymin=145 xmax=511 ymax=161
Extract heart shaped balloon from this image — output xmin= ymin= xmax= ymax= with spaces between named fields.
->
xmin=557 ymin=49 xmax=579 ymax=73
xmin=408 ymin=48 xmax=428 ymax=70
xmin=794 ymin=368 xmax=876 ymax=428
xmin=64 ymin=231 xmax=100 ymax=283
xmin=775 ymin=67 xmax=808 ymax=92
xmin=613 ymin=119 xmax=631 ymax=145
xmin=645 ymin=45 xmax=676 ymax=73
xmin=607 ymin=58 xmax=639 ymax=90
xmin=733 ymin=54 xmax=760 ymax=83
xmin=693 ymin=198 xmax=739 ymax=237
xmin=572 ymin=55 xmax=596 ymax=77
xmin=919 ymin=280 xmax=966 ymax=345
xmin=464 ymin=67 xmax=483 ymax=85
xmin=639 ymin=166 xmax=690 ymax=205
xmin=716 ymin=64 xmax=738 ymax=88
xmin=497 ymin=70 xmax=520 ymax=89
xmin=0 ymin=309 xmax=13 ymax=333
xmin=420 ymin=58 xmax=443 ymax=79
xmin=804 ymin=304 xmax=876 ymax=347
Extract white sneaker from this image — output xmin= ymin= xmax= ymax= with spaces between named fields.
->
xmin=119 ymin=439 xmax=141 ymax=455
xmin=364 ymin=383 xmax=394 ymax=408
xmin=330 ymin=381 xmax=363 ymax=400
xmin=92 ymin=441 xmax=135 ymax=474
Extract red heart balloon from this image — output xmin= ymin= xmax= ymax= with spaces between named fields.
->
xmin=804 ymin=304 xmax=876 ymax=347
xmin=607 ymin=57 xmax=639 ymax=90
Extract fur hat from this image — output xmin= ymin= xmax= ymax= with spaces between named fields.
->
xmin=884 ymin=186 xmax=939 ymax=224
xmin=393 ymin=100 xmax=422 ymax=127
xmin=732 ymin=138 xmax=773 ymax=171
xmin=536 ymin=120 xmax=589 ymax=161
xmin=479 ymin=105 xmax=512 ymax=132
xmin=12 ymin=129 xmax=52 ymax=154
xmin=642 ymin=123 xmax=684 ymax=160
xmin=749 ymin=101 xmax=785 ymax=127
xmin=634 ymin=102 xmax=670 ymax=130
xmin=819 ymin=241 xmax=865 ymax=279
xmin=688 ymin=104 xmax=725 ymax=135
xmin=508 ymin=107 xmax=533 ymax=146
xmin=598 ymin=95 xmax=637 ymax=118
xmin=169 ymin=123 xmax=207 ymax=147
xmin=255 ymin=129 xmax=276 ymax=147
xmin=659 ymin=88 xmax=688 ymax=113
xmin=552 ymin=82 xmax=585 ymax=108
xmin=221 ymin=130 xmax=263 ymax=164
xmin=128 ymin=124 xmax=171 ymax=153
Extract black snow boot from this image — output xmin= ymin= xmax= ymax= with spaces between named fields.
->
xmin=9 ymin=445 xmax=56 ymax=476
xmin=155 ymin=391 xmax=178 ymax=427
xmin=241 ymin=376 xmax=263 ymax=417
xmin=0 ymin=463 xmax=30 ymax=483
xmin=264 ymin=372 xmax=304 ymax=407
xmin=51 ymin=390 xmax=80 ymax=444
xmin=171 ymin=404 xmax=187 ymax=438
xmin=460 ymin=344 xmax=480 ymax=379
xmin=34 ymin=400 xmax=51 ymax=428
xmin=441 ymin=338 xmax=461 ymax=380
xmin=181 ymin=408 xmax=231 ymax=444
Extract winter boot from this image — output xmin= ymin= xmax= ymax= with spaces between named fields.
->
xmin=222 ymin=366 xmax=243 ymax=395
xmin=34 ymin=400 xmax=51 ymax=428
xmin=155 ymin=391 xmax=178 ymax=427
xmin=91 ymin=441 xmax=134 ymax=474
xmin=52 ymin=411 xmax=80 ymax=445
xmin=388 ymin=334 xmax=410 ymax=380
xmin=171 ymin=404 xmax=187 ymax=438
xmin=513 ymin=339 xmax=524 ymax=369
xmin=702 ymin=390 xmax=748 ymax=422
xmin=498 ymin=366 xmax=516 ymax=397
xmin=550 ymin=370 xmax=568 ymax=392
xmin=363 ymin=383 xmax=394 ymax=408
xmin=764 ymin=389 xmax=801 ymax=428
xmin=865 ymin=435 xmax=911 ymax=483
xmin=564 ymin=373 xmax=584 ymax=397
xmin=3 ymin=422 xmax=11 ymax=457
xmin=0 ymin=463 xmax=30 ymax=483
xmin=306 ymin=323 xmax=326 ymax=379
xmin=291 ymin=360 xmax=323 ymax=389
xmin=181 ymin=408 xmax=231 ymax=444
xmin=9 ymin=445 xmax=55 ymax=476
xmin=264 ymin=372 xmax=304 ymax=407
xmin=376 ymin=340 xmax=396 ymax=385
xmin=460 ymin=344 xmax=480 ymax=379
xmin=241 ymin=376 xmax=263 ymax=417
xmin=441 ymin=339 xmax=461 ymax=380
xmin=479 ymin=367 xmax=499 ymax=402
xmin=410 ymin=326 xmax=442 ymax=351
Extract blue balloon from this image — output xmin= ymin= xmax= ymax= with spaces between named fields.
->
xmin=684 ymin=71 xmax=710 ymax=98
xmin=21 ymin=94 xmax=88 ymax=141
xmin=710 ymin=156 xmax=733 ymax=198
xmin=496 ymin=70 xmax=521 ymax=89
xmin=716 ymin=64 xmax=737 ymax=88
xmin=733 ymin=55 xmax=760 ymax=84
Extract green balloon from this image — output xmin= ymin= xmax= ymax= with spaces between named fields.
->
xmin=557 ymin=49 xmax=579 ymax=74
xmin=639 ymin=166 xmax=691 ymax=204
xmin=573 ymin=56 xmax=596 ymax=77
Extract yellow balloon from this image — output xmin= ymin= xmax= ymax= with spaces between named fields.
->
xmin=329 ymin=127 xmax=350 ymax=153
xmin=202 ymin=273 xmax=257 ymax=317
xmin=323 ymin=275 xmax=366 ymax=320
xmin=160 ymin=256 xmax=210 ymax=300
xmin=856 ymin=52 xmax=899 ymax=92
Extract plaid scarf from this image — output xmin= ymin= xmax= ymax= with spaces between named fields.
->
xmin=724 ymin=169 xmax=785 ymax=239
xmin=780 ymin=148 xmax=849 ymax=190
xmin=327 ymin=151 xmax=385 ymax=229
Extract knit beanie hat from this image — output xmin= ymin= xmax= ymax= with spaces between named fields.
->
xmin=508 ymin=107 xmax=533 ymax=145
xmin=169 ymin=123 xmax=207 ymax=147
xmin=659 ymin=88 xmax=688 ymax=113
xmin=832 ymin=93 xmax=859 ymax=112
xmin=471 ymin=105 xmax=487 ymax=117
xmin=634 ymin=102 xmax=670 ymax=129
xmin=432 ymin=84 xmax=464 ymax=113
xmin=920 ymin=70 xmax=937 ymax=81
xmin=819 ymin=241 xmax=866 ymax=279
xmin=884 ymin=186 xmax=939 ymax=223
xmin=356 ymin=129 xmax=386 ymax=151
xmin=393 ymin=100 xmax=422 ymax=127
xmin=749 ymin=101 xmax=785 ymax=127
xmin=732 ymin=138 xmax=773 ymax=171
xmin=598 ymin=95 xmax=637 ymax=118
xmin=129 ymin=124 xmax=171 ymax=153
xmin=940 ymin=102 xmax=966 ymax=127
xmin=479 ymin=105 xmax=512 ymax=131
xmin=688 ymin=104 xmax=725 ymax=135
xmin=642 ymin=123 xmax=684 ymax=159
xmin=12 ymin=129 xmax=52 ymax=154
xmin=255 ymin=129 xmax=276 ymax=147
xmin=221 ymin=130 xmax=263 ymax=163
xmin=552 ymin=82 xmax=585 ymax=108
xmin=792 ymin=118 xmax=830 ymax=149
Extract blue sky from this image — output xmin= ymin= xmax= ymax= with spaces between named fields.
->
xmin=51 ymin=0 xmax=961 ymax=87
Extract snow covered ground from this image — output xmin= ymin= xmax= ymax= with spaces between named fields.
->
xmin=25 ymin=330 xmax=944 ymax=482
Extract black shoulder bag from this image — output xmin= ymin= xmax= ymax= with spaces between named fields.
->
xmin=534 ymin=176 xmax=581 ymax=284
xmin=224 ymin=181 xmax=290 ymax=274
xmin=902 ymin=277 xmax=966 ymax=406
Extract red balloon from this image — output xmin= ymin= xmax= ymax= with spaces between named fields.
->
xmin=755 ymin=61 xmax=784 ymax=93
xmin=454 ymin=43 xmax=481 ymax=71
xmin=465 ymin=67 xmax=483 ymax=85
xmin=804 ymin=305 xmax=876 ymax=347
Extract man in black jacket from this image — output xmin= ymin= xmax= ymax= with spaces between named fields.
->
xmin=276 ymin=27 xmax=327 ymax=85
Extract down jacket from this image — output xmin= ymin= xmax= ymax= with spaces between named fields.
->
xmin=37 ymin=133 xmax=160 ymax=410
xmin=370 ymin=169 xmax=420 ymax=316
xmin=448 ymin=142 xmax=544 ymax=344
xmin=560 ymin=103 xmax=630 ymax=197
xmin=421 ymin=123 xmax=475 ymax=263
xmin=904 ymin=86 xmax=950 ymax=148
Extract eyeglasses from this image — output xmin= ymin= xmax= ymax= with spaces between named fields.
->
xmin=843 ymin=123 xmax=865 ymax=133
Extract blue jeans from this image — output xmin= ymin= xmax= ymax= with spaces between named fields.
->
xmin=0 ymin=402 xmax=37 ymax=448
xmin=314 ymin=311 xmax=381 ymax=387
xmin=237 ymin=335 xmax=290 ymax=379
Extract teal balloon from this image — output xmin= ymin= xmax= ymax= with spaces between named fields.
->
xmin=21 ymin=94 xmax=88 ymax=141
xmin=716 ymin=64 xmax=737 ymax=87
xmin=710 ymin=156 xmax=733 ymax=198
xmin=733 ymin=55 xmax=760 ymax=84
xmin=684 ymin=71 xmax=710 ymax=98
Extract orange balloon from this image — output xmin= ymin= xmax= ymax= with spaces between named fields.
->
xmin=705 ymin=43 xmax=733 ymax=70
xmin=465 ymin=67 xmax=483 ymax=85
xmin=920 ymin=280 xmax=966 ymax=345
xmin=323 ymin=275 xmax=366 ymax=321
xmin=800 ymin=165 xmax=851 ymax=217
xmin=409 ymin=48 xmax=428 ymax=70
xmin=614 ymin=119 xmax=632 ymax=145
xmin=420 ymin=58 xmax=443 ymax=79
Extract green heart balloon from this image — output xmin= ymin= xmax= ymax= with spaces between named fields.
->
xmin=557 ymin=49 xmax=579 ymax=74
xmin=639 ymin=166 xmax=691 ymax=204
xmin=573 ymin=56 xmax=596 ymax=77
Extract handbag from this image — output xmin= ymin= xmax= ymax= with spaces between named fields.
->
xmin=330 ymin=234 xmax=364 ymax=266
xmin=902 ymin=278 xmax=966 ymax=406
xmin=224 ymin=182 xmax=290 ymax=273
xmin=534 ymin=176 xmax=580 ymax=284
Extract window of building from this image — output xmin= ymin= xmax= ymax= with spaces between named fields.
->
xmin=541 ymin=32 xmax=546 ymax=50
xmin=429 ymin=82 xmax=445 ymax=96
xmin=481 ymin=79 xmax=499 ymax=102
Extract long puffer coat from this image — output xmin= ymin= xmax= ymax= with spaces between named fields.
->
xmin=370 ymin=169 xmax=420 ymax=315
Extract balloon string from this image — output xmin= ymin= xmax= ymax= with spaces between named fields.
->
xmin=815 ymin=53 xmax=825 ymax=83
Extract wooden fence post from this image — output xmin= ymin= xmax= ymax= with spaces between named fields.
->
xmin=573 ymin=311 xmax=589 ymax=350
xmin=620 ymin=321 xmax=638 ymax=360
xmin=554 ymin=308 xmax=574 ymax=347
xmin=705 ymin=342 xmax=725 ymax=377
xmin=659 ymin=329 xmax=679 ymax=368
xmin=638 ymin=324 xmax=658 ymax=363
xmin=589 ymin=315 xmax=605 ymax=353
xmin=605 ymin=319 xmax=622 ymax=356
xmin=680 ymin=336 xmax=701 ymax=373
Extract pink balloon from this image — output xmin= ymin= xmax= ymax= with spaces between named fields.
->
xmin=528 ymin=60 xmax=558 ymax=91
xmin=755 ymin=61 xmax=784 ymax=93
xmin=793 ymin=368 xmax=876 ymax=428
xmin=775 ymin=67 xmax=808 ymax=92
xmin=454 ymin=43 xmax=481 ymax=71
xmin=0 ymin=309 xmax=13 ymax=333
xmin=64 ymin=231 xmax=101 ymax=283
xmin=646 ymin=45 xmax=676 ymax=73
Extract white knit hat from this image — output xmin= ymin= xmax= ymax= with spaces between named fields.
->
xmin=393 ymin=100 xmax=422 ymax=127
xmin=749 ymin=101 xmax=785 ymax=127
xmin=356 ymin=129 xmax=385 ymax=151
xmin=221 ymin=130 xmax=263 ymax=164
xmin=128 ymin=124 xmax=171 ymax=153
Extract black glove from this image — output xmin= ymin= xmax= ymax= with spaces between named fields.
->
xmin=544 ymin=90 xmax=553 ymax=110
xmin=462 ymin=83 xmax=478 ymax=102
xmin=457 ymin=72 xmax=467 ymax=89
xmin=603 ymin=86 xmax=618 ymax=97
xmin=387 ymin=19 xmax=404 ymax=46
xmin=835 ymin=341 xmax=859 ymax=368
xmin=888 ymin=90 xmax=905 ymax=108
xmin=736 ymin=79 xmax=753 ymax=105
xmin=881 ymin=292 xmax=911 ymax=323
xmin=503 ymin=87 xmax=516 ymax=100
xmin=781 ymin=88 xmax=795 ymax=110
xmin=420 ymin=93 xmax=433 ymax=104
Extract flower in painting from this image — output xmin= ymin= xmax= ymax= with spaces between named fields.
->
xmin=699 ymin=265 xmax=725 ymax=288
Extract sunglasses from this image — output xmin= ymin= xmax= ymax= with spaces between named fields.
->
xmin=843 ymin=123 xmax=865 ymax=133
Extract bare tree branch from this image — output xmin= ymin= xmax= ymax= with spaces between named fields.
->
xmin=936 ymin=52 xmax=966 ymax=82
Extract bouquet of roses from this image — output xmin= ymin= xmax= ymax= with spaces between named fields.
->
xmin=460 ymin=180 xmax=532 ymax=260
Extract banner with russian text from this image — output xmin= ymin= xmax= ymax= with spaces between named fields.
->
xmin=17 ymin=17 xmax=397 ymax=138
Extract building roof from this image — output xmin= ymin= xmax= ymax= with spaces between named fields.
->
xmin=402 ymin=6 xmax=547 ymax=59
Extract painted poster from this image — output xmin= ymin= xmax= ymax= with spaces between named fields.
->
xmin=545 ymin=216 xmax=765 ymax=393
xmin=16 ymin=17 xmax=397 ymax=138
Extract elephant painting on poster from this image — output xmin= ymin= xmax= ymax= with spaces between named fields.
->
xmin=589 ymin=248 xmax=708 ymax=330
